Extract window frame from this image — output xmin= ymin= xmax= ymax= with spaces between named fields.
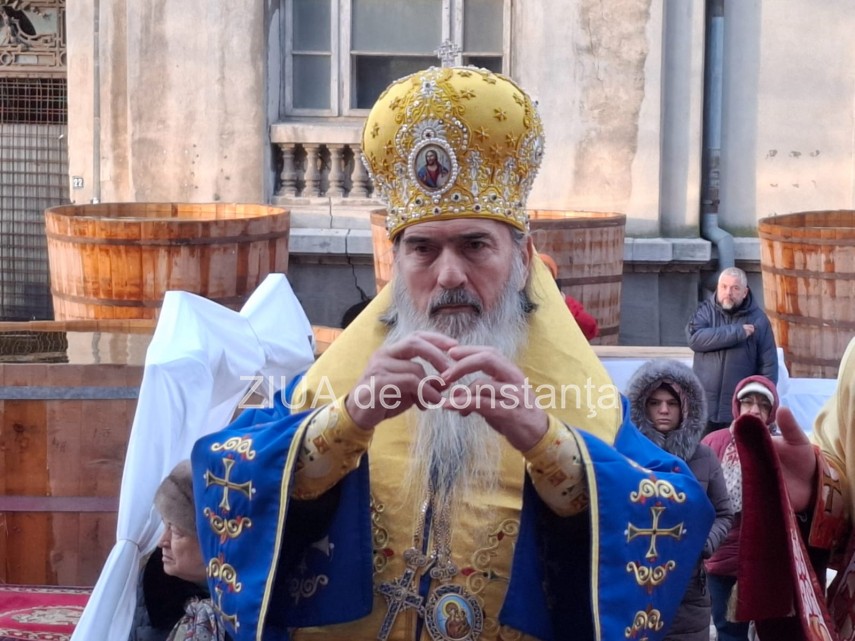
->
xmin=282 ymin=0 xmax=511 ymax=119
xmin=283 ymin=0 xmax=340 ymax=117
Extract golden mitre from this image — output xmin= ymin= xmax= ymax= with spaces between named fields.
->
xmin=361 ymin=66 xmax=545 ymax=240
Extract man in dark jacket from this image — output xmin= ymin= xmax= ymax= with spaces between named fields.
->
xmin=686 ymin=267 xmax=778 ymax=434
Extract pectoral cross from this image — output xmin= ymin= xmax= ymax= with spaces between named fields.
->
xmin=377 ymin=567 xmax=425 ymax=641
xmin=205 ymin=457 xmax=253 ymax=511
xmin=434 ymin=39 xmax=461 ymax=67
xmin=626 ymin=505 xmax=685 ymax=561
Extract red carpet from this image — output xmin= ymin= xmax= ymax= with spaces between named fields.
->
xmin=0 ymin=585 xmax=90 ymax=641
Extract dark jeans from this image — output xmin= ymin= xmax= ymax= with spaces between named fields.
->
xmin=708 ymin=573 xmax=751 ymax=641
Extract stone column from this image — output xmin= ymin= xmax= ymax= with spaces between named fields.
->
xmin=350 ymin=145 xmax=371 ymax=198
xmin=303 ymin=144 xmax=322 ymax=197
xmin=276 ymin=143 xmax=298 ymax=197
xmin=327 ymin=144 xmax=346 ymax=197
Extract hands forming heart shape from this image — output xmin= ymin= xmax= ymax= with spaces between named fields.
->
xmin=345 ymin=331 xmax=548 ymax=452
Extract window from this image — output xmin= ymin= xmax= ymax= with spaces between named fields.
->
xmin=284 ymin=0 xmax=508 ymax=117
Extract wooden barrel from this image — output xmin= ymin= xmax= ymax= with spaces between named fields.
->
xmin=313 ymin=325 xmax=343 ymax=355
xmin=529 ymin=210 xmax=626 ymax=345
xmin=759 ymin=210 xmax=855 ymax=378
xmin=45 ymin=203 xmax=290 ymax=320
xmin=370 ymin=209 xmax=394 ymax=293
xmin=0 ymin=321 xmax=147 ymax=586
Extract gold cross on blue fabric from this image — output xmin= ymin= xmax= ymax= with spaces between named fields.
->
xmin=205 ymin=457 xmax=253 ymax=511
xmin=213 ymin=584 xmax=239 ymax=630
xmin=626 ymin=505 xmax=684 ymax=561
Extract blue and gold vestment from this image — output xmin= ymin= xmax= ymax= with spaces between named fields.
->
xmin=192 ymin=261 xmax=714 ymax=641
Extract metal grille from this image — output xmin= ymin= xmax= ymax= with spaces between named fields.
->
xmin=0 ymin=77 xmax=69 ymax=320
xmin=0 ymin=331 xmax=68 ymax=362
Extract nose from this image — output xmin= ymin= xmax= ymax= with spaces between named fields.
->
xmin=435 ymin=249 xmax=467 ymax=290
xmin=158 ymin=526 xmax=171 ymax=549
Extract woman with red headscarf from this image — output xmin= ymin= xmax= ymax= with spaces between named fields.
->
xmin=702 ymin=375 xmax=780 ymax=641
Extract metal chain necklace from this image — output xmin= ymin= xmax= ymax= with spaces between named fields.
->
xmin=377 ymin=485 xmax=484 ymax=641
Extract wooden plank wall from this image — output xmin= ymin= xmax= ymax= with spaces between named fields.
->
xmin=0 ymin=363 xmax=141 ymax=586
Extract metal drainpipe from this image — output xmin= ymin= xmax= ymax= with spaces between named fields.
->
xmin=92 ymin=0 xmax=102 ymax=204
xmin=700 ymin=0 xmax=734 ymax=291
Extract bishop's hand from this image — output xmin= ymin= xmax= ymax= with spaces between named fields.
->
xmin=439 ymin=344 xmax=548 ymax=452
xmin=344 ymin=331 xmax=455 ymax=430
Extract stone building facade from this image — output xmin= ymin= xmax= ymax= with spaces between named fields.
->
xmin=41 ymin=1 xmax=855 ymax=343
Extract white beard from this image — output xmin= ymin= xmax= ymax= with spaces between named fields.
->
xmin=383 ymin=250 xmax=529 ymax=515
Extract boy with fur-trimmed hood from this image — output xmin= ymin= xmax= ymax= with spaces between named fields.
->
xmin=628 ymin=359 xmax=735 ymax=641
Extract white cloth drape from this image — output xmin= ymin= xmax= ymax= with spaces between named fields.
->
xmin=71 ymin=274 xmax=314 ymax=641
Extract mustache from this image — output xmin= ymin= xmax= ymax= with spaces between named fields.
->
xmin=429 ymin=288 xmax=483 ymax=316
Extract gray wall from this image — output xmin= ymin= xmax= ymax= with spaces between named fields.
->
xmin=66 ymin=3 xmax=270 ymax=204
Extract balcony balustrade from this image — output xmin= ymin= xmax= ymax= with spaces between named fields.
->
xmin=271 ymin=122 xmax=376 ymax=202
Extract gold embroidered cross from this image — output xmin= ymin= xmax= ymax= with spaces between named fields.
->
xmin=377 ymin=567 xmax=425 ymax=641
xmin=626 ymin=506 xmax=684 ymax=561
xmin=205 ymin=458 xmax=253 ymax=511
xmin=213 ymin=584 xmax=239 ymax=630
